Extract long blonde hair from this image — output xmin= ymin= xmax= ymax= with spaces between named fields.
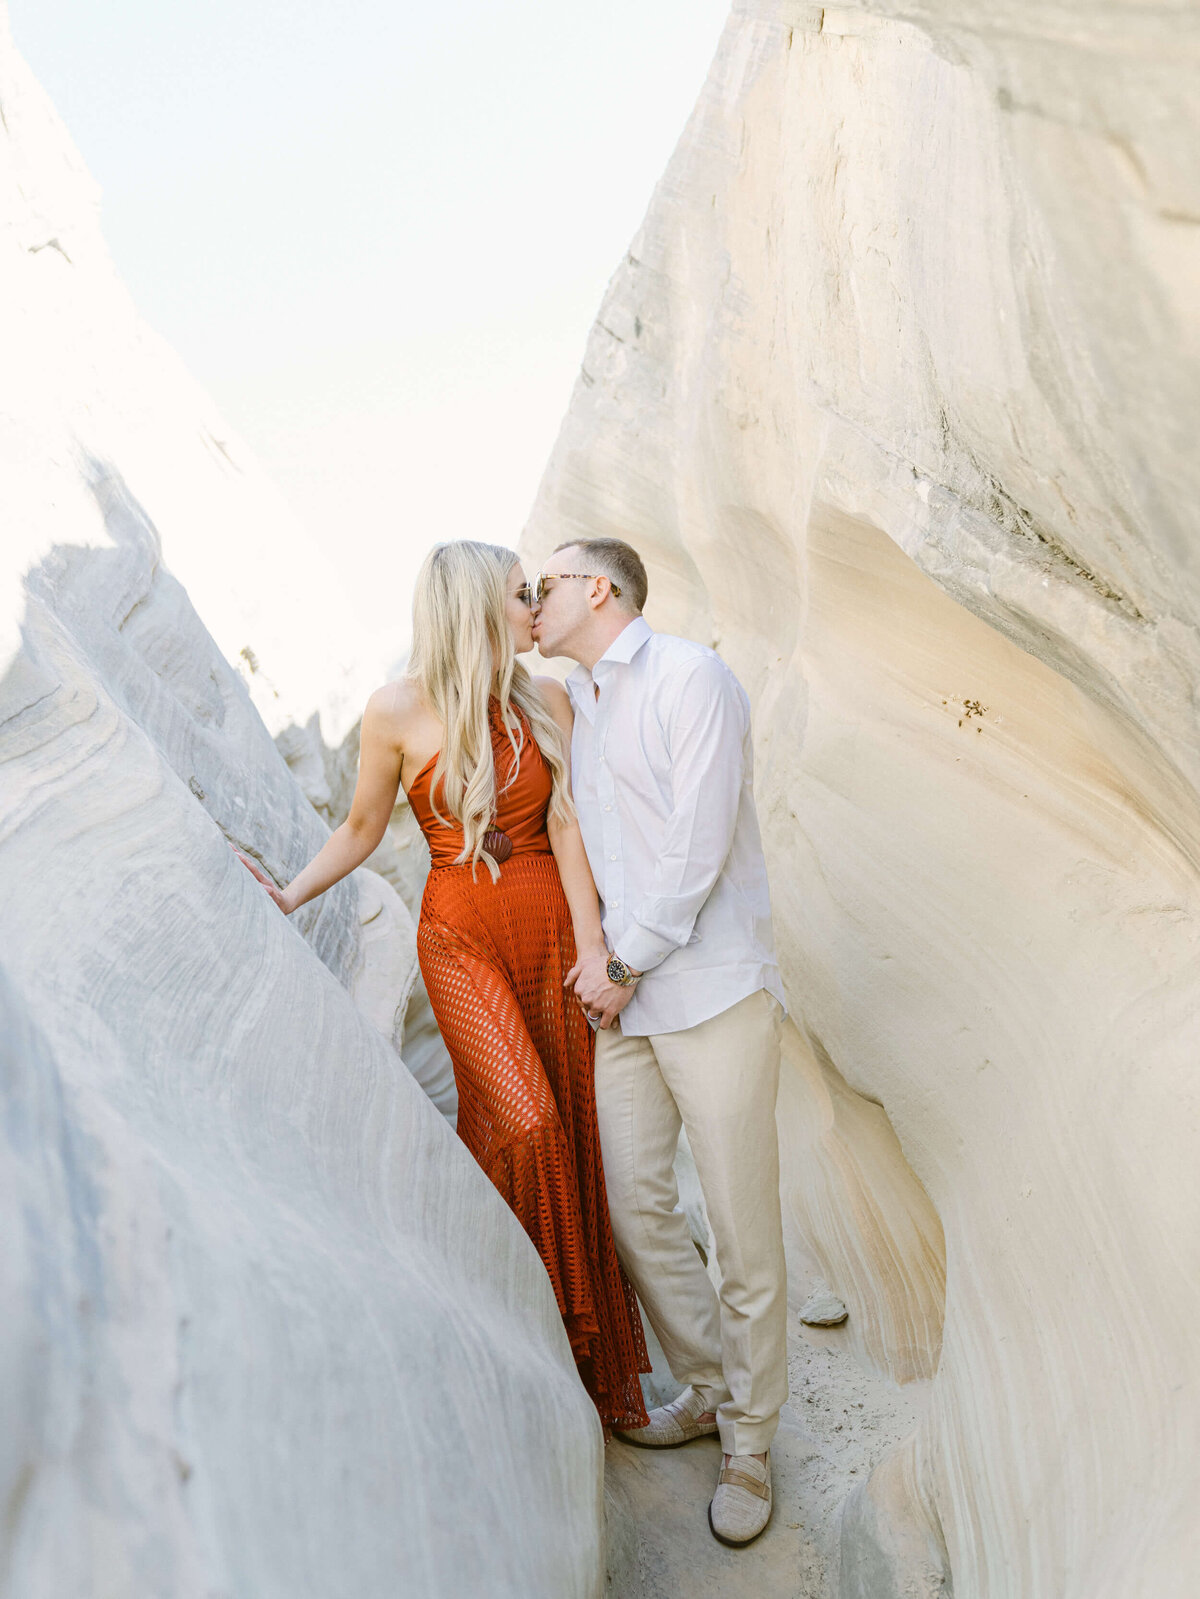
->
xmin=407 ymin=540 xmax=574 ymax=879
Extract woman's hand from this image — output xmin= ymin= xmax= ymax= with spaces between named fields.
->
xmin=564 ymin=941 xmax=604 ymax=1004
xmin=566 ymin=943 xmax=638 ymax=1030
xmin=235 ymin=849 xmax=292 ymax=914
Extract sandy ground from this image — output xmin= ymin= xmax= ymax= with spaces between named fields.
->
xmin=605 ymin=1307 xmax=927 ymax=1598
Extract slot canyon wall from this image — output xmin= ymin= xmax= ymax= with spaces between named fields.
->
xmin=5 ymin=0 xmax=1198 ymax=1595
xmin=0 ymin=13 xmax=602 ymax=1598
xmin=523 ymin=3 xmax=1200 ymax=1596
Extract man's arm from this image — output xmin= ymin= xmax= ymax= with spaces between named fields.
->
xmin=614 ymin=654 xmax=747 ymax=974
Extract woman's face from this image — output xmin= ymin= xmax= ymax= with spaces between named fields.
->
xmin=505 ymin=563 xmax=536 ymax=655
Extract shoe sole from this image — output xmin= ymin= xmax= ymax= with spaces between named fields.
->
xmin=613 ymin=1427 xmax=720 ymax=1451
xmin=707 ymin=1500 xmax=772 ymax=1547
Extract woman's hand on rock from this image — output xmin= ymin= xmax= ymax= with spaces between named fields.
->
xmin=234 ymin=849 xmax=291 ymax=914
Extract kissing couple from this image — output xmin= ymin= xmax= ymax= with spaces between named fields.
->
xmin=241 ymin=537 xmax=789 ymax=1547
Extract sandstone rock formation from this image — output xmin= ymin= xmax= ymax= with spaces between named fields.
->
xmin=0 ymin=12 xmax=389 ymax=747
xmin=525 ymin=3 xmax=1200 ymax=1595
xmin=0 ymin=15 xmax=602 ymax=1596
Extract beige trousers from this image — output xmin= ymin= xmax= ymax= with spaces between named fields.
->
xmin=594 ymin=986 xmax=788 ymax=1455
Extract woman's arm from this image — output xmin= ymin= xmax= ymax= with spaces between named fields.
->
xmin=549 ymin=815 xmax=608 ymax=959
xmin=537 ymin=678 xmax=607 ymax=964
xmin=240 ymin=685 xmax=405 ymax=914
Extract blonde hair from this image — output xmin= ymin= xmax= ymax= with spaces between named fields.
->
xmin=407 ymin=540 xmax=573 ymax=879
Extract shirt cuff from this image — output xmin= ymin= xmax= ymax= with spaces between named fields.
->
xmin=614 ymin=921 xmax=678 ymax=975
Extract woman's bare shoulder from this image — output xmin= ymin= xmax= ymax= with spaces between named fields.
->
xmin=365 ymin=677 xmax=426 ymax=736
xmin=533 ymin=675 xmax=573 ymax=719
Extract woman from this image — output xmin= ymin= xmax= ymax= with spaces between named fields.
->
xmin=240 ymin=540 xmax=649 ymax=1432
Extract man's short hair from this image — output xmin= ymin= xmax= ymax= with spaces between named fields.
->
xmin=553 ymin=537 xmax=648 ymax=614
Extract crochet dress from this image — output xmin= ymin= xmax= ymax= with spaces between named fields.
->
xmin=407 ymin=697 xmax=649 ymax=1431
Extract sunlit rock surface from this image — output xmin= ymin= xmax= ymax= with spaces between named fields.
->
xmin=0 ymin=12 xmax=389 ymax=744
xmin=526 ymin=3 xmax=1200 ymax=1594
xmin=0 ymin=17 xmax=602 ymax=1597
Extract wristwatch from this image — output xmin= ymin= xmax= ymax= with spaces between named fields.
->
xmin=606 ymin=955 xmax=641 ymax=987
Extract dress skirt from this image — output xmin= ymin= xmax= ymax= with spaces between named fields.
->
xmin=418 ymin=850 xmax=649 ymax=1431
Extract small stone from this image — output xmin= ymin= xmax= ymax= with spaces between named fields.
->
xmin=800 ymin=1286 xmax=849 ymax=1327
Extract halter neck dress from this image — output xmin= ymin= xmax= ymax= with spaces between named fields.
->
xmin=407 ymin=696 xmax=649 ymax=1431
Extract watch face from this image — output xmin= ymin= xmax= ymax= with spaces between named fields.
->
xmin=606 ymin=956 xmax=626 ymax=984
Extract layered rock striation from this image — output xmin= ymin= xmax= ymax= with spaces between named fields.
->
xmin=525 ymin=4 xmax=1200 ymax=1595
xmin=0 ymin=15 xmax=601 ymax=1597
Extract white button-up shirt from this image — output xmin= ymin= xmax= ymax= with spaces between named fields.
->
xmin=566 ymin=616 xmax=786 ymax=1037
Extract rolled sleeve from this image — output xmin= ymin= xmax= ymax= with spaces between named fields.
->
xmin=614 ymin=919 xmax=679 ymax=975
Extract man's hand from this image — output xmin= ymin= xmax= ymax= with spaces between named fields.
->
xmin=566 ymin=945 xmax=640 ymax=1030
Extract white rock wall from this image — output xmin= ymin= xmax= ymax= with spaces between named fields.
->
xmin=0 ymin=11 xmax=388 ymax=744
xmin=0 ymin=16 xmax=602 ymax=1596
xmin=524 ymin=4 xmax=1200 ymax=1595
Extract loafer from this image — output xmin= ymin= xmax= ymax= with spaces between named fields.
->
xmin=708 ymin=1451 xmax=772 ymax=1545
xmin=614 ymin=1387 xmax=719 ymax=1449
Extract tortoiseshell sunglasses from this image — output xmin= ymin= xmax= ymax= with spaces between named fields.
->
xmin=515 ymin=572 xmax=622 ymax=607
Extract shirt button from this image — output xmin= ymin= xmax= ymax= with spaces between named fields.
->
xmin=610 ymin=901 xmax=620 ymax=910
xmin=609 ymin=854 xmax=617 ymax=861
xmin=604 ymin=804 xmax=612 ymax=812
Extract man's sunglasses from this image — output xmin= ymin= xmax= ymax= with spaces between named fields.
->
xmin=516 ymin=572 xmax=622 ymax=607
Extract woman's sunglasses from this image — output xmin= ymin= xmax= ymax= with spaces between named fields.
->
xmin=515 ymin=572 xmax=622 ymax=607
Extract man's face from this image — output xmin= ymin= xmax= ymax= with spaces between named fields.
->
xmin=531 ymin=546 xmax=591 ymax=658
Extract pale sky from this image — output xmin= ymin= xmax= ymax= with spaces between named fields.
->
xmin=10 ymin=1 xmax=729 ymax=652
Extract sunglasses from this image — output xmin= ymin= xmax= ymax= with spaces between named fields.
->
xmin=515 ymin=572 xmax=622 ymax=607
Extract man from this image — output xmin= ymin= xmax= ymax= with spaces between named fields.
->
xmin=531 ymin=537 xmax=788 ymax=1547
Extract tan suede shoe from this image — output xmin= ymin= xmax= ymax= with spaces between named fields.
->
xmin=708 ymin=1451 xmax=772 ymax=1545
xmin=614 ymin=1388 xmax=719 ymax=1449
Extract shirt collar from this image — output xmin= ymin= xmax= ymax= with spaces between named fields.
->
xmin=566 ymin=616 xmax=653 ymax=710
xmin=597 ymin=614 xmax=653 ymax=667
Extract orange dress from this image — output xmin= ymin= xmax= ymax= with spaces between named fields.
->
xmin=408 ymin=697 xmax=649 ymax=1430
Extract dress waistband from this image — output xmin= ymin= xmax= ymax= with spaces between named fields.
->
xmin=427 ymin=846 xmax=555 ymax=871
